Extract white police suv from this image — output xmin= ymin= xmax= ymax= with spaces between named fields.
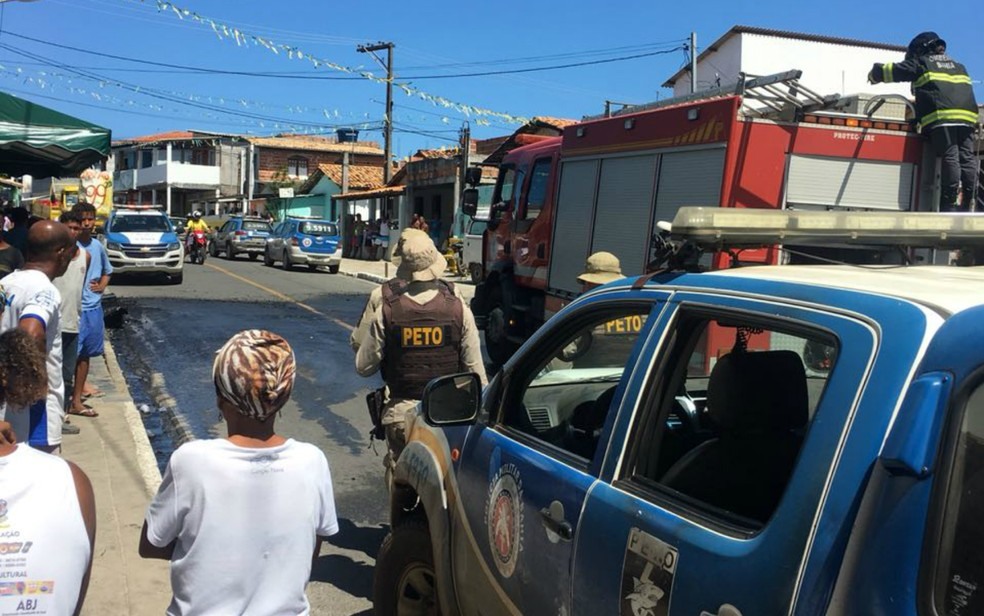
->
xmin=103 ymin=206 xmax=184 ymax=284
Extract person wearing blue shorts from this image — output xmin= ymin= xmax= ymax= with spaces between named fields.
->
xmin=69 ymin=203 xmax=112 ymax=418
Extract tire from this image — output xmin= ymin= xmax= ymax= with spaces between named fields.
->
xmin=328 ymin=264 xmax=339 ymax=274
xmin=282 ymin=251 xmax=293 ymax=271
xmin=170 ymin=271 xmax=183 ymax=285
xmin=485 ymin=284 xmax=519 ymax=365
xmin=308 ymin=264 xmax=318 ymax=272
xmin=208 ymin=241 xmax=218 ymax=258
xmin=263 ymin=249 xmax=274 ymax=267
xmin=225 ymin=242 xmax=235 ymax=260
xmin=197 ymin=250 xmax=206 ymax=265
xmin=248 ymin=253 xmax=258 ymax=261
xmin=469 ymin=263 xmax=483 ymax=284
xmin=373 ymin=521 xmax=440 ymax=616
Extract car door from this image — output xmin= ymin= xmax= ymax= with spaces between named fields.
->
xmin=452 ymin=292 xmax=670 ymax=615
xmin=572 ymin=292 xmax=880 ymax=616
xmin=269 ymin=222 xmax=285 ymax=254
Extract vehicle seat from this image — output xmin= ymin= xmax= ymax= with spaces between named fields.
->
xmin=567 ymin=386 xmax=617 ymax=458
xmin=659 ymin=350 xmax=809 ymax=523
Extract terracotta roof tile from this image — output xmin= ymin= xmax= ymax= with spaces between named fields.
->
xmin=113 ymin=131 xmax=197 ymax=145
xmin=531 ymin=116 xmax=578 ymax=129
xmin=316 ymin=163 xmax=385 ymax=190
xmin=247 ymin=134 xmax=384 ymax=155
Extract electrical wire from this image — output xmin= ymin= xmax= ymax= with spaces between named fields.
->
xmin=4 ymin=32 xmax=683 ymax=81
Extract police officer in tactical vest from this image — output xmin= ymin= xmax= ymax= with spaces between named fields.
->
xmin=355 ymin=233 xmax=487 ymax=483
xmin=869 ymin=32 xmax=980 ymax=212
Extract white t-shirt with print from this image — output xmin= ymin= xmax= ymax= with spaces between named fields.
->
xmin=0 ymin=269 xmax=64 ymax=447
xmin=145 ymin=438 xmax=339 ymax=616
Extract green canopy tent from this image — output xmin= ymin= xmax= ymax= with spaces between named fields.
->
xmin=0 ymin=91 xmax=111 ymax=178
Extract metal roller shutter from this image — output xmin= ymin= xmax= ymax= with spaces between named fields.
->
xmin=653 ymin=148 xmax=726 ymax=232
xmin=590 ymin=155 xmax=659 ymax=275
xmin=548 ymin=160 xmax=599 ymax=294
xmin=786 ymin=154 xmax=914 ymax=210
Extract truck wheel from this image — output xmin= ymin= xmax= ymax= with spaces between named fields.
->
xmin=208 ymin=241 xmax=218 ymax=258
xmin=282 ymin=251 xmax=294 ymax=271
xmin=248 ymin=253 xmax=258 ymax=261
xmin=170 ymin=271 xmax=183 ymax=285
xmin=373 ymin=521 xmax=440 ymax=616
xmin=485 ymin=285 xmax=519 ymax=365
xmin=469 ymin=263 xmax=483 ymax=284
xmin=328 ymin=264 xmax=340 ymax=274
xmin=263 ymin=249 xmax=274 ymax=267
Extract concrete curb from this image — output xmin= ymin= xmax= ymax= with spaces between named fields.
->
xmin=102 ymin=340 xmax=163 ymax=497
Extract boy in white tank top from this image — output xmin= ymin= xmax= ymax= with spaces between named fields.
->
xmin=0 ymin=328 xmax=97 ymax=616
xmin=140 ymin=330 xmax=339 ymax=616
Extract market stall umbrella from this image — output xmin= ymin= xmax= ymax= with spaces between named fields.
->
xmin=0 ymin=90 xmax=111 ymax=177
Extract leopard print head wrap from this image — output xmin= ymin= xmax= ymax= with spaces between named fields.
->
xmin=212 ymin=329 xmax=296 ymax=421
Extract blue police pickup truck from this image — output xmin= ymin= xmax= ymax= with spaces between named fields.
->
xmin=374 ymin=208 xmax=984 ymax=616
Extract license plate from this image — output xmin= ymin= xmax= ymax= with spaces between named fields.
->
xmin=133 ymin=261 xmax=155 ymax=267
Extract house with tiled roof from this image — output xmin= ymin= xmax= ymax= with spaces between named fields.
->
xmin=481 ymin=116 xmax=577 ymax=165
xmin=286 ymin=163 xmax=386 ymax=220
xmin=662 ymin=25 xmax=909 ymax=99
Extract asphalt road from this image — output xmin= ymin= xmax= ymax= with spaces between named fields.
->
xmin=107 ymin=256 xmax=387 ymax=616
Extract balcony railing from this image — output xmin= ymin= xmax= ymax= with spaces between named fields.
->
xmin=115 ymin=163 xmax=221 ymax=190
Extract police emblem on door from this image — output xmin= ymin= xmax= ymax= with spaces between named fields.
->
xmin=486 ymin=464 xmax=523 ymax=578
xmin=620 ymin=527 xmax=677 ymax=616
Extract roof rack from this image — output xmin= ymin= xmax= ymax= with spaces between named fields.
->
xmin=586 ymin=69 xmax=914 ymax=123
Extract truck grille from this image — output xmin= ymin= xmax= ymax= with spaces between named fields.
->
xmin=526 ymin=407 xmax=553 ymax=431
xmin=122 ymin=243 xmax=168 ymax=259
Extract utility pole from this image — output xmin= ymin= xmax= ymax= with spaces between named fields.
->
xmin=690 ymin=31 xmax=698 ymax=94
xmin=357 ymin=41 xmax=395 ymax=183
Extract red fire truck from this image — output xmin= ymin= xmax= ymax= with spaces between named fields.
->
xmin=465 ymin=70 xmax=967 ymax=363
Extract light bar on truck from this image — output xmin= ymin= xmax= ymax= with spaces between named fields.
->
xmin=669 ymin=207 xmax=984 ymax=249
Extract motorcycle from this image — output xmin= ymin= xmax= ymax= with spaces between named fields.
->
xmin=187 ymin=230 xmax=208 ymax=265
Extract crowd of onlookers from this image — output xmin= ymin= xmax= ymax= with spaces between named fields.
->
xmin=0 ymin=204 xmax=339 ymax=614
xmin=344 ymin=212 xmax=445 ymax=261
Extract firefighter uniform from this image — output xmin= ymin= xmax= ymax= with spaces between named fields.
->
xmin=355 ymin=234 xmax=487 ymax=476
xmin=869 ymin=32 xmax=979 ymax=211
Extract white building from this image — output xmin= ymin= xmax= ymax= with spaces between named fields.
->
xmin=663 ymin=26 xmax=910 ymax=101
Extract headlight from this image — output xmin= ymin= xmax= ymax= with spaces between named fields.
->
xmin=106 ymin=242 xmax=122 ymax=251
xmin=167 ymin=242 xmax=181 ymax=251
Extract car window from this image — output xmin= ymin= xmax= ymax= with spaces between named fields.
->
xmin=220 ymin=221 xmax=233 ymax=232
xmin=497 ymin=306 xmax=651 ymax=461
xmin=468 ymin=219 xmax=488 ymax=235
xmin=242 ymin=221 xmax=273 ymax=232
xmin=523 ymin=159 xmax=551 ymax=220
xmin=299 ymin=221 xmax=337 ymax=236
xmin=930 ymin=380 xmax=984 ymax=615
xmin=110 ymin=214 xmax=171 ymax=233
xmin=623 ymin=311 xmax=837 ymax=528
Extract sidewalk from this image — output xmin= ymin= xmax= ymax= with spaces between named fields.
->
xmin=337 ymin=256 xmax=476 ymax=302
xmin=60 ymin=343 xmax=172 ymax=615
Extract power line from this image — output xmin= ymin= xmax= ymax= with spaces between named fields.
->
xmin=4 ymin=32 xmax=683 ymax=81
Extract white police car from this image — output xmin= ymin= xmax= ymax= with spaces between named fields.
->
xmin=103 ymin=206 xmax=184 ymax=284
xmin=375 ymin=208 xmax=984 ymax=616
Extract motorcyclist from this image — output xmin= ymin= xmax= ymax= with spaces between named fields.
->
xmin=185 ymin=211 xmax=210 ymax=253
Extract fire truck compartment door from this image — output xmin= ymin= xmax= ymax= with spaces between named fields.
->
xmin=785 ymin=154 xmax=915 ymax=210
xmin=652 ymin=148 xmax=726 ymax=236
xmin=549 ymin=159 xmax=601 ymax=294
xmin=590 ymin=155 xmax=659 ymax=278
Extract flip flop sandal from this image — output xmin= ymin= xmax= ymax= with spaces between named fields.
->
xmin=68 ymin=407 xmax=99 ymax=418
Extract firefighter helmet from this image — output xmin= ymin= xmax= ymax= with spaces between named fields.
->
xmin=906 ymin=32 xmax=946 ymax=59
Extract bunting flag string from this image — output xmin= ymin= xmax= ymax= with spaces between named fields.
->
xmin=128 ymin=0 xmax=530 ymax=125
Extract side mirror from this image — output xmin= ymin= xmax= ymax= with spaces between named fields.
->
xmin=461 ymin=188 xmax=479 ymax=217
xmin=422 ymin=373 xmax=482 ymax=426
xmin=464 ymin=166 xmax=483 ymax=186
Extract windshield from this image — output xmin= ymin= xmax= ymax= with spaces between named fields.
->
xmin=242 ymin=221 xmax=272 ymax=232
xmin=468 ymin=219 xmax=488 ymax=235
xmin=299 ymin=221 xmax=338 ymax=236
xmin=111 ymin=214 xmax=171 ymax=233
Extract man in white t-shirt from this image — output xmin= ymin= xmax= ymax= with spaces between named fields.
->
xmin=0 ymin=220 xmax=76 ymax=452
xmin=140 ymin=329 xmax=339 ymax=616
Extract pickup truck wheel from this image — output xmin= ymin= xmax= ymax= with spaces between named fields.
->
xmin=263 ymin=249 xmax=274 ymax=267
xmin=208 ymin=241 xmax=218 ymax=258
xmin=328 ymin=264 xmax=340 ymax=274
xmin=282 ymin=251 xmax=293 ymax=271
xmin=225 ymin=242 xmax=235 ymax=260
xmin=248 ymin=253 xmax=258 ymax=261
xmin=485 ymin=285 xmax=519 ymax=365
xmin=373 ymin=521 xmax=439 ymax=616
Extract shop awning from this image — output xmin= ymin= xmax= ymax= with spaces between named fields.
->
xmin=0 ymin=91 xmax=111 ymax=177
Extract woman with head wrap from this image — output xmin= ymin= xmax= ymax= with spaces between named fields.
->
xmin=139 ymin=330 xmax=339 ymax=615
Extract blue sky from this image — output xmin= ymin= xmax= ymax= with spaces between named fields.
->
xmin=0 ymin=0 xmax=979 ymax=159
